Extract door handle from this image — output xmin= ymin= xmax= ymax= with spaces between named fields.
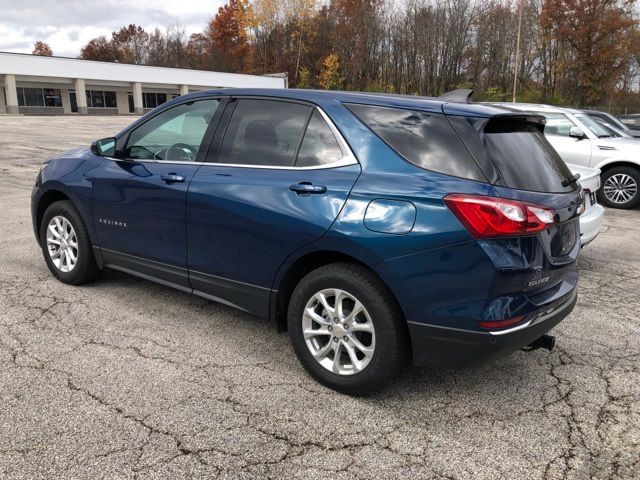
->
xmin=289 ymin=182 xmax=327 ymax=195
xmin=161 ymin=173 xmax=186 ymax=183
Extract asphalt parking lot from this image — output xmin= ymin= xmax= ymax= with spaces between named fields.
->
xmin=0 ymin=116 xmax=638 ymax=479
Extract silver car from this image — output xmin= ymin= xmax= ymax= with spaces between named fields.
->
xmin=584 ymin=110 xmax=640 ymax=138
xmin=493 ymin=103 xmax=640 ymax=210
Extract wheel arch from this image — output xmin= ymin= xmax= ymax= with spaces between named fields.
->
xmin=272 ymin=250 xmax=406 ymax=333
xmin=594 ymin=159 xmax=640 ymax=173
xmin=35 ymin=189 xmax=72 ymax=242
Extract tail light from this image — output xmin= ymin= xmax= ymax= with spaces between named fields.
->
xmin=444 ymin=194 xmax=556 ymax=238
xmin=478 ymin=316 xmax=525 ymax=330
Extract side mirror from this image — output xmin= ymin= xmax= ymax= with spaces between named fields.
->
xmin=569 ymin=126 xmax=586 ymax=140
xmin=90 ymin=137 xmax=117 ymax=156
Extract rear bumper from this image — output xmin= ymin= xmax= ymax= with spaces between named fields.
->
xmin=407 ymin=290 xmax=577 ymax=368
xmin=579 ymin=203 xmax=604 ymax=246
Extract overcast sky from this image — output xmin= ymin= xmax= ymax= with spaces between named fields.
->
xmin=0 ymin=0 xmax=224 ymax=57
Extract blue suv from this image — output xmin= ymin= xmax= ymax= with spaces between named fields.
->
xmin=32 ymin=89 xmax=582 ymax=394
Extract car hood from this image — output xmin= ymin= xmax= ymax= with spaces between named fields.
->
xmin=594 ymin=136 xmax=640 ymax=151
xmin=567 ymin=163 xmax=600 ymax=192
xmin=53 ymin=146 xmax=90 ymax=159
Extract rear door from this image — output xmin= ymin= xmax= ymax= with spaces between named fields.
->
xmin=186 ymin=98 xmax=360 ymax=316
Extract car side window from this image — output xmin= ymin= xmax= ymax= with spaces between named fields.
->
xmin=346 ymin=103 xmax=486 ymax=181
xmin=217 ymin=99 xmax=312 ymax=167
xmin=538 ymin=112 xmax=575 ymax=137
xmin=295 ymin=110 xmax=344 ymax=167
xmin=124 ymin=99 xmax=220 ymax=161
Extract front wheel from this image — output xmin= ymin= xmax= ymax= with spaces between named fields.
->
xmin=598 ymin=166 xmax=640 ymax=209
xmin=288 ymin=263 xmax=409 ymax=395
xmin=40 ymin=200 xmax=101 ymax=285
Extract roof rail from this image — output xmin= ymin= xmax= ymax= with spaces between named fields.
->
xmin=437 ymin=89 xmax=474 ymax=103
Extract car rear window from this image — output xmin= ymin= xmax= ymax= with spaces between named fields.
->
xmin=345 ymin=103 xmax=486 ymax=182
xmin=482 ymin=118 xmax=577 ymax=193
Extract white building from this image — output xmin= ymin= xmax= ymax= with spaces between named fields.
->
xmin=0 ymin=52 xmax=287 ymax=115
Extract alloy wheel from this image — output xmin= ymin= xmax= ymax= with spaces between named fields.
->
xmin=46 ymin=215 xmax=78 ymax=273
xmin=302 ymin=288 xmax=376 ymax=375
xmin=603 ymin=173 xmax=638 ymax=205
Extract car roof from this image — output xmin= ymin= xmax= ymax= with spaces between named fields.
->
xmin=487 ymin=102 xmax=584 ymax=115
xmin=181 ymin=88 xmax=521 ymax=118
xmin=583 ymin=110 xmax=612 ymax=116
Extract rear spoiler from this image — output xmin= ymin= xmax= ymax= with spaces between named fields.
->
xmin=437 ymin=89 xmax=474 ymax=103
xmin=489 ymin=113 xmax=547 ymax=125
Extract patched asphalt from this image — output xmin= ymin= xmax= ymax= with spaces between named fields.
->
xmin=1 ymin=116 xmax=638 ymax=479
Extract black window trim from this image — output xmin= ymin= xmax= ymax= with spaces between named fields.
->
xmin=203 ymin=95 xmax=359 ymax=170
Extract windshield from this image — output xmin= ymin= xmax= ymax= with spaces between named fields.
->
xmin=574 ymin=113 xmax=613 ymax=138
xmin=602 ymin=113 xmax=630 ymax=131
xmin=592 ymin=118 xmax=631 ymax=138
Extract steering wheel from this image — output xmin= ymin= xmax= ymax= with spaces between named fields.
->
xmin=164 ymin=143 xmax=198 ymax=161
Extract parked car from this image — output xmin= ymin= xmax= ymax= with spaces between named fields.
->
xmin=618 ymin=114 xmax=640 ymax=130
xmin=584 ymin=110 xmax=640 ymax=138
xmin=492 ymin=103 xmax=640 ymax=209
xmin=32 ymin=89 xmax=582 ymax=394
xmin=589 ymin=117 xmax=636 ymax=139
xmin=565 ymin=163 xmax=604 ymax=245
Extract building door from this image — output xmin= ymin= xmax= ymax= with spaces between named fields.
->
xmin=69 ymin=90 xmax=78 ymax=113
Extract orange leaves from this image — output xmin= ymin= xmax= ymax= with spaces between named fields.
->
xmin=32 ymin=41 xmax=52 ymax=57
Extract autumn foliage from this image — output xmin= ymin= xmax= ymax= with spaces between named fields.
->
xmin=77 ymin=0 xmax=640 ymax=109
xmin=32 ymin=41 xmax=53 ymax=56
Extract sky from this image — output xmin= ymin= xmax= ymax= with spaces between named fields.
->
xmin=0 ymin=0 xmax=224 ymax=57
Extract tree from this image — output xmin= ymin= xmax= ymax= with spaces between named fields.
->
xmin=541 ymin=0 xmax=640 ymax=104
xmin=111 ymin=24 xmax=150 ymax=64
xmin=320 ymin=53 xmax=342 ymax=89
xmin=297 ymin=66 xmax=311 ymax=87
xmin=185 ymin=33 xmax=211 ymax=69
xmin=32 ymin=41 xmax=53 ymax=56
xmin=207 ymin=0 xmax=253 ymax=72
xmin=80 ymin=36 xmax=118 ymax=62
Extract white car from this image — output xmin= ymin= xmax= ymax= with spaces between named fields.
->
xmin=492 ymin=103 xmax=640 ymax=210
xmin=566 ymin=163 xmax=605 ymax=246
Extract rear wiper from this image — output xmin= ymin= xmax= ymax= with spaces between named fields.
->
xmin=561 ymin=172 xmax=581 ymax=187
xmin=598 ymin=135 xmax=611 ymax=138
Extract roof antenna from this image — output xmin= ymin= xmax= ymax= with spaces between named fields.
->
xmin=437 ymin=89 xmax=474 ymax=103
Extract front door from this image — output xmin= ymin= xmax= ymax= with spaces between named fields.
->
xmin=540 ymin=112 xmax=592 ymax=167
xmin=186 ymin=98 xmax=360 ymax=316
xmin=92 ymin=97 xmax=222 ymax=289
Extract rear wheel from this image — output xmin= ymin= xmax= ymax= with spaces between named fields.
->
xmin=40 ymin=200 xmax=101 ymax=285
xmin=598 ymin=166 xmax=640 ymax=209
xmin=288 ymin=263 xmax=409 ymax=395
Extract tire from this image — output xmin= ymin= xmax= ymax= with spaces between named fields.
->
xmin=597 ymin=166 xmax=640 ymax=209
xmin=39 ymin=200 xmax=101 ymax=285
xmin=288 ymin=263 xmax=410 ymax=395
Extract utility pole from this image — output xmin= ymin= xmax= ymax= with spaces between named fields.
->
xmin=512 ymin=0 xmax=524 ymax=103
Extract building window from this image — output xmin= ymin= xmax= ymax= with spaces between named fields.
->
xmin=143 ymin=92 xmax=167 ymax=109
xmin=86 ymin=90 xmax=117 ymax=109
xmin=105 ymin=91 xmax=117 ymax=108
xmin=17 ymin=87 xmax=62 ymax=107
xmin=44 ymin=89 xmax=62 ymax=107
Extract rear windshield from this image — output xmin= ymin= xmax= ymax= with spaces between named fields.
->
xmin=346 ymin=103 xmax=486 ymax=182
xmin=481 ymin=119 xmax=577 ymax=193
